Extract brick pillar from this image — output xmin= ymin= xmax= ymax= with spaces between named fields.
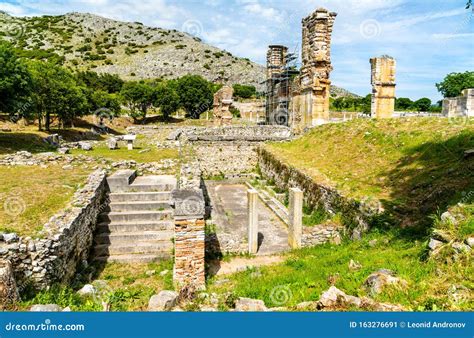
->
xmin=288 ymin=188 xmax=303 ymax=249
xmin=247 ymin=189 xmax=259 ymax=254
xmin=172 ymin=190 xmax=206 ymax=290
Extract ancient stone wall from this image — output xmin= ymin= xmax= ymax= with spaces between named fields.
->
xmin=258 ymin=147 xmax=377 ymax=238
xmin=370 ymin=56 xmax=396 ymax=119
xmin=213 ymin=86 xmax=234 ymax=126
xmin=442 ymin=88 xmax=474 ymax=117
xmin=172 ymin=190 xmax=206 ymax=290
xmin=0 ymin=170 xmax=107 ymax=290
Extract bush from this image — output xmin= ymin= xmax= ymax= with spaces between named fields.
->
xmin=233 ymin=84 xmax=256 ymax=99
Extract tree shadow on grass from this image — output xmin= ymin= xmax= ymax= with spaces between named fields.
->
xmin=381 ymin=130 xmax=474 ymax=238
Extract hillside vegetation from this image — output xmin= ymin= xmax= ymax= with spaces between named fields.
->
xmin=266 ymin=118 xmax=474 ymax=228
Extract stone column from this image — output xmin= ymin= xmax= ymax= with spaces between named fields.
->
xmin=288 ymin=188 xmax=303 ymax=249
xmin=0 ymin=259 xmax=19 ymax=310
xmin=247 ymin=189 xmax=259 ymax=254
xmin=370 ymin=56 xmax=396 ymax=119
xmin=172 ymin=190 xmax=206 ymax=290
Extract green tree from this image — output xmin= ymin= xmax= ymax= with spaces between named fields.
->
xmin=436 ymin=71 xmax=474 ymax=98
xmin=395 ymin=97 xmax=414 ymax=111
xmin=414 ymin=98 xmax=432 ymax=112
xmin=153 ymin=84 xmax=180 ymax=120
xmin=175 ymin=75 xmax=213 ymax=119
xmin=233 ymin=84 xmax=256 ymax=99
xmin=0 ymin=42 xmax=32 ymax=117
xmin=29 ymin=61 xmax=87 ymax=130
xmin=76 ymin=71 xmax=124 ymax=93
xmin=120 ymin=81 xmax=153 ymax=122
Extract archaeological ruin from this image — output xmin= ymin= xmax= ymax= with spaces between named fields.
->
xmin=213 ymin=85 xmax=234 ymax=126
xmin=370 ymin=56 xmax=397 ymax=119
xmin=442 ymin=88 xmax=474 ymax=117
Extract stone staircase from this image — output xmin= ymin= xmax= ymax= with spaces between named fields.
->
xmin=93 ymin=170 xmax=176 ymax=263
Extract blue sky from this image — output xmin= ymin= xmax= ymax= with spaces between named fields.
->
xmin=1 ymin=0 xmax=473 ymax=101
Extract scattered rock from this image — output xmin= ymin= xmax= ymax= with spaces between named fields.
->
xmin=62 ymin=306 xmax=72 ymax=312
xmin=440 ymin=211 xmax=456 ymax=224
xmin=77 ymin=284 xmax=96 ymax=296
xmin=159 ymin=270 xmax=169 ymax=276
xmin=428 ymin=238 xmax=443 ymax=250
xmin=466 ymin=237 xmax=474 ymax=248
xmin=2 ymin=233 xmax=18 ymax=244
xmin=62 ymin=165 xmax=73 ymax=170
xmin=296 ymin=301 xmax=317 ymax=311
xmin=145 ymin=270 xmax=156 ymax=277
xmin=463 ymin=149 xmax=474 ymax=159
xmin=348 ymin=259 xmax=362 ymax=271
xmin=80 ymin=142 xmax=93 ymax=151
xmin=138 ymin=148 xmax=150 ymax=154
xmin=30 ymin=304 xmax=62 ymax=312
xmin=200 ymin=306 xmax=218 ymax=312
xmin=364 ymin=269 xmax=407 ymax=295
xmin=368 ymin=239 xmax=378 ymax=247
xmin=147 ymin=290 xmax=178 ymax=311
xmin=58 ymin=147 xmax=69 ymax=154
xmin=431 ymin=229 xmax=453 ymax=242
xmin=330 ymin=233 xmax=342 ymax=245
xmin=447 ymin=285 xmax=470 ymax=303
xmin=451 ymin=242 xmax=471 ymax=254
xmin=107 ymin=138 xmax=118 ymax=150
xmin=235 ymin=297 xmax=267 ymax=311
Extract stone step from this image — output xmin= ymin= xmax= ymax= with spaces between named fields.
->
xmin=107 ymin=169 xmax=137 ymax=193
xmin=108 ymin=191 xmax=172 ymax=202
xmin=99 ymin=210 xmax=173 ymax=223
xmin=94 ymin=231 xmax=174 ymax=245
xmin=96 ymin=221 xmax=174 ymax=233
xmin=93 ymin=253 xmax=171 ymax=263
xmin=126 ymin=175 xmax=177 ymax=192
xmin=93 ymin=242 xmax=173 ymax=256
xmin=107 ymin=201 xmax=171 ymax=212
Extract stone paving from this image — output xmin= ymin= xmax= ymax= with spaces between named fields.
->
xmin=205 ymin=181 xmax=289 ymax=255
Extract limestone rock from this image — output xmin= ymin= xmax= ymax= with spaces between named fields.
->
xmin=30 ymin=304 xmax=62 ymax=312
xmin=466 ymin=237 xmax=474 ymax=248
xmin=432 ymin=229 xmax=453 ymax=242
xmin=159 ymin=270 xmax=169 ymax=276
xmin=440 ymin=211 xmax=456 ymax=224
xmin=80 ymin=142 xmax=93 ymax=151
xmin=147 ymin=290 xmax=178 ymax=311
xmin=452 ymin=242 xmax=471 ymax=253
xmin=62 ymin=306 xmax=72 ymax=312
xmin=199 ymin=306 xmax=218 ymax=312
xmin=368 ymin=239 xmax=378 ymax=247
xmin=58 ymin=147 xmax=69 ymax=154
xmin=317 ymin=286 xmax=361 ymax=309
xmin=364 ymin=269 xmax=407 ymax=295
xmin=296 ymin=301 xmax=317 ymax=311
xmin=348 ymin=259 xmax=362 ymax=271
xmin=62 ymin=164 xmax=73 ymax=170
xmin=2 ymin=233 xmax=18 ymax=243
xmin=145 ymin=270 xmax=156 ymax=276
xmin=77 ymin=284 xmax=96 ymax=296
xmin=107 ymin=137 xmax=118 ymax=150
xmin=234 ymin=297 xmax=267 ymax=311
xmin=428 ymin=238 xmax=443 ymax=250
xmin=0 ymin=260 xmax=19 ymax=309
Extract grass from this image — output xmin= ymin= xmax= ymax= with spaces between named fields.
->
xmin=0 ymin=165 xmax=89 ymax=236
xmin=19 ymin=260 xmax=174 ymax=311
xmin=207 ymin=227 xmax=473 ymax=311
xmin=266 ymin=118 xmax=474 ymax=227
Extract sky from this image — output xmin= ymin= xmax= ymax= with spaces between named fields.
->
xmin=1 ymin=0 xmax=473 ymax=101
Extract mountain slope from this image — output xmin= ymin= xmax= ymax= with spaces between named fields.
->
xmin=0 ymin=11 xmax=356 ymax=97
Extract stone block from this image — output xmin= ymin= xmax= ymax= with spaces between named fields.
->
xmin=247 ymin=189 xmax=259 ymax=254
xmin=288 ymin=188 xmax=303 ymax=249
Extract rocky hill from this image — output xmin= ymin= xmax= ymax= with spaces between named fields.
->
xmin=0 ymin=11 xmax=356 ymax=97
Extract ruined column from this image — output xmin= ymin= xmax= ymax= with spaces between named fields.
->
xmin=247 ymin=189 xmax=259 ymax=254
xmin=370 ymin=56 xmax=396 ymax=119
xmin=288 ymin=188 xmax=303 ymax=249
xmin=172 ymin=190 xmax=206 ymax=290
xmin=0 ymin=259 xmax=19 ymax=310
xmin=213 ymin=85 xmax=234 ymax=126
xmin=299 ymin=8 xmax=337 ymax=126
xmin=266 ymin=45 xmax=288 ymax=125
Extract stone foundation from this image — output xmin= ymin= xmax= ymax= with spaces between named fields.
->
xmin=442 ymin=88 xmax=474 ymax=117
xmin=0 ymin=170 xmax=107 ymax=290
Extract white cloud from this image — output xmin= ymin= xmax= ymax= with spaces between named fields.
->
xmin=0 ymin=3 xmax=27 ymax=16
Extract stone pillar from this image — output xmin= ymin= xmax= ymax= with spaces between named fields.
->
xmin=0 ymin=259 xmax=19 ymax=310
xmin=370 ymin=56 xmax=396 ymax=119
xmin=172 ymin=190 xmax=206 ymax=290
xmin=247 ymin=189 xmax=259 ymax=254
xmin=213 ymin=86 xmax=234 ymax=126
xmin=266 ymin=45 xmax=288 ymax=125
xmin=300 ymin=8 xmax=337 ymax=126
xmin=288 ymin=188 xmax=303 ymax=249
